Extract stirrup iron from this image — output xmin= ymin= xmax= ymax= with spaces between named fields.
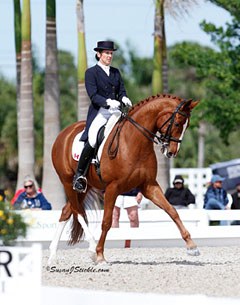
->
xmin=73 ymin=175 xmax=88 ymax=193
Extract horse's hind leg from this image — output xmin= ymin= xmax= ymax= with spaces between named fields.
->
xmin=78 ymin=214 xmax=97 ymax=254
xmin=64 ymin=185 xmax=97 ymax=259
xmin=144 ymin=183 xmax=200 ymax=256
xmin=48 ymin=202 xmax=72 ymax=265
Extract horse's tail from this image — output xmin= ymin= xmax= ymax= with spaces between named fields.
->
xmin=69 ymin=187 xmax=103 ymax=245
xmin=69 ymin=213 xmax=83 ymax=245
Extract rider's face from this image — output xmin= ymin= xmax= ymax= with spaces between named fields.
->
xmin=98 ymin=50 xmax=113 ymax=66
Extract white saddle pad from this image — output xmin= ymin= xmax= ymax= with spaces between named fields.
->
xmin=72 ymin=131 xmax=85 ymax=161
xmin=72 ymin=112 xmax=122 ymax=162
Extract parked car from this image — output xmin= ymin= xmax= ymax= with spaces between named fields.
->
xmin=210 ymin=159 xmax=240 ymax=191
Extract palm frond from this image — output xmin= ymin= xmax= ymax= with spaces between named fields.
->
xmin=164 ymin=0 xmax=200 ymax=19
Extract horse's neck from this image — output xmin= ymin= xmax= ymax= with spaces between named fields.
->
xmin=131 ymin=99 xmax=165 ymax=129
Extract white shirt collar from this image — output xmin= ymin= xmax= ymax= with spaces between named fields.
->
xmin=97 ymin=61 xmax=110 ymax=76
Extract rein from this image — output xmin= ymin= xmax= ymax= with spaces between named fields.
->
xmin=108 ymin=114 xmax=126 ymax=159
xmin=125 ymin=115 xmax=160 ymax=144
xmin=108 ymin=99 xmax=190 ymax=159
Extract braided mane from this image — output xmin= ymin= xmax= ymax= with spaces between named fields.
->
xmin=128 ymin=93 xmax=184 ymax=116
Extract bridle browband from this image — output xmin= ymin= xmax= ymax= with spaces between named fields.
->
xmin=108 ymin=99 xmax=191 ymax=159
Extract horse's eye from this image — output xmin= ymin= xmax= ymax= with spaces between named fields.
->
xmin=175 ymin=122 xmax=180 ymax=127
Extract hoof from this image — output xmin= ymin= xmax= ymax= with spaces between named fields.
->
xmin=187 ymin=247 xmax=200 ymax=256
xmin=89 ymin=251 xmax=97 ymax=263
xmin=95 ymin=255 xmax=108 ymax=265
xmin=98 ymin=260 xmax=110 ymax=267
xmin=96 ymin=259 xmax=110 ymax=267
xmin=47 ymin=253 xmax=58 ymax=266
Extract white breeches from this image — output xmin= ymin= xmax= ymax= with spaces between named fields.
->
xmin=88 ymin=107 xmax=120 ymax=147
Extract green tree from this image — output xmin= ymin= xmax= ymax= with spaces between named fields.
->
xmin=126 ymin=42 xmax=153 ymax=100
xmin=171 ymin=1 xmax=240 ymax=143
xmin=168 ymin=41 xmax=240 ymax=167
xmin=0 ymin=78 xmax=17 ymax=186
xmin=58 ymin=50 xmax=78 ymax=128
xmin=0 ymin=49 xmax=78 ymax=192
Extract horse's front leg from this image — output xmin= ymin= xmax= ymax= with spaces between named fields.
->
xmin=95 ymin=185 xmax=118 ymax=263
xmin=144 ymin=183 xmax=200 ymax=256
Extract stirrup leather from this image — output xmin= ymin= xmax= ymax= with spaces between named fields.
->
xmin=73 ymin=175 xmax=88 ymax=193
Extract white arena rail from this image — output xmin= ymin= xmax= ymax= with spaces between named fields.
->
xmin=17 ymin=210 xmax=240 ymax=248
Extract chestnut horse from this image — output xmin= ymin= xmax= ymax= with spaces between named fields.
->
xmin=48 ymin=94 xmax=199 ymax=264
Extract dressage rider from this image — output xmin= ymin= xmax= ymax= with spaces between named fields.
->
xmin=73 ymin=40 xmax=132 ymax=193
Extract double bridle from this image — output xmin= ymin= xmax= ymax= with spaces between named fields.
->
xmin=126 ymin=99 xmax=190 ymax=143
xmin=108 ymin=100 xmax=191 ymax=159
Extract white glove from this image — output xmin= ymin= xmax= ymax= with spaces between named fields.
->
xmin=122 ymin=96 xmax=132 ymax=107
xmin=106 ymin=99 xmax=120 ymax=109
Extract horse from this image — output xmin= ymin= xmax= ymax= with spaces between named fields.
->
xmin=48 ymin=94 xmax=200 ymax=264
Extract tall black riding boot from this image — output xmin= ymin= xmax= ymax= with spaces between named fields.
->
xmin=73 ymin=141 xmax=95 ymax=193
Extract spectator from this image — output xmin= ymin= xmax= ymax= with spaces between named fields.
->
xmin=165 ymin=175 xmax=195 ymax=209
xmin=231 ymin=182 xmax=240 ymax=225
xmin=11 ymin=185 xmax=42 ymax=205
xmin=203 ymin=174 xmax=229 ymax=210
xmin=231 ymin=182 xmax=240 ymax=210
xmin=11 ymin=175 xmax=42 ymax=205
xmin=112 ymin=188 xmax=142 ymax=228
xmin=13 ymin=175 xmax=52 ymax=210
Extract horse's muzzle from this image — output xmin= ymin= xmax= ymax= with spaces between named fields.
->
xmin=160 ymin=144 xmax=172 ymax=158
xmin=166 ymin=151 xmax=173 ymax=158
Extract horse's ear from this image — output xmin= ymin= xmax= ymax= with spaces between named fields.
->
xmin=183 ymin=99 xmax=199 ymax=111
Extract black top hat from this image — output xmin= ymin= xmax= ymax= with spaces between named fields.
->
xmin=94 ymin=41 xmax=117 ymax=52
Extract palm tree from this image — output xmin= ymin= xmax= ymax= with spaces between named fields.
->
xmin=76 ymin=0 xmax=89 ymax=121
xmin=152 ymin=0 xmax=164 ymax=94
xmin=152 ymin=0 xmax=170 ymax=193
xmin=13 ymin=0 xmax=21 ymax=111
xmin=152 ymin=0 xmax=199 ymax=192
xmin=42 ymin=0 xmax=66 ymax=209
xmin=13 ymin=0 xmax=22 ymax=190
xmin=17 ymin=0 xmax=35 ymax=189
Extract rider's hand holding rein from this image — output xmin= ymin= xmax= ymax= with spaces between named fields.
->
xmin=122 ymin=96 xmax=132 ymax=107
xmin=106 ymin=99 xmax=120 ymax=109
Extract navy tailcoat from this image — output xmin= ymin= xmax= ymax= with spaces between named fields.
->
xmin=80 ymin=64 xmax=127 ymax=141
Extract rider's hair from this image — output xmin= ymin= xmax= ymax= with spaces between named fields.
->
xmin=95 ymin=52 xmax=102 ymax=61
